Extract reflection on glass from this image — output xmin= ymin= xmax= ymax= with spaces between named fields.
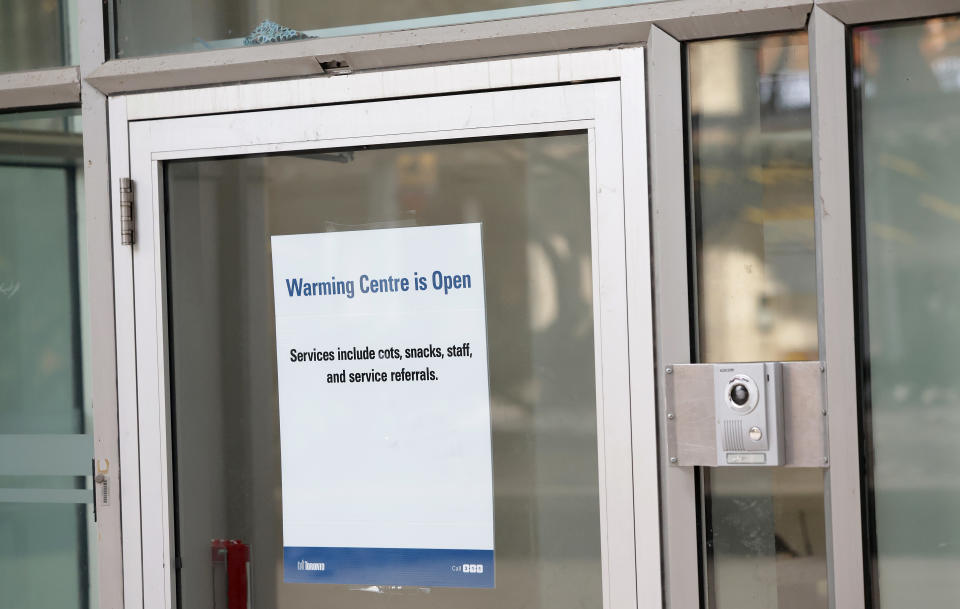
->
xmin=688 ymin=33 xmax=818 ymax=363
xmin=1 ymin=0 xmax=77 ymax=72
xmin=687 ymin=33 xmax=827 ymax=609
xmin=164 ymin=134 xmax=602 ymax=608
xmin=706 ymin=469 xmax=828 ymax=609
xmin=112 ymin=0 xmax=659 ymax=58
xmin=0 ymin=109 xmax=84 ymax=434
xmin=854 ymin=16 xmax=960 ymax=608
xmin=0 ymin=108 xmax=94 ymax=609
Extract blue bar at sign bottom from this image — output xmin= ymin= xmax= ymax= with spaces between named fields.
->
xmin=283 ymin=546 xmax=495 ymax=588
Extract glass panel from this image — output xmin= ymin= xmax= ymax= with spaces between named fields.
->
xmin=705 ymin=469 xmax=828 ymax=609
xmin=112 ymin=0 xmax=660 ymax=58
xmin=164 ymin=134 xmax=602 ymax=608
xmin=688 ymin=33 xmax=818 ymax=363
xmin=853 ymin=16 xmax=960 ymax=608
xmin=0 ymin=109 xmax=85 ymax=434
xmin=0 ymin=107 xmax=95 ymax=609
xmin=0 ymin=0 xmax=78 ymax=72
xmin=686 ymin=33 xmax=828 ymax=609
xmin=0 ymin=504 xmax=91 ymax=607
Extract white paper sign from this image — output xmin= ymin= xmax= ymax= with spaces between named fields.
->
xmin=271 ymin=223 xmax=495 ymax=588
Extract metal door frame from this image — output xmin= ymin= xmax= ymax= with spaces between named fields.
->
xmin=107 ymin=47 xmax=660 ymax=609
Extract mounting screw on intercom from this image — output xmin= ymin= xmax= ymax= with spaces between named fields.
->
xmin=714 ymin=362 xmax=784 ymax=466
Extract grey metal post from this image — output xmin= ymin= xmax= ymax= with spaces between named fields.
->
xmin=647 ymin=24 xmax=701 ymax=609
xmin=809 ymin=7 xmax=865 ymax=609
xmin=79 ymin=0 xmax=125 ymax=607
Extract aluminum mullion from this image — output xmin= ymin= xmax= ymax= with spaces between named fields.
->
xmin=0 ymin=66 xmax=80 ymax=110
xmin=647 ymin=24 xmax=700 ymax=609
xmin=78 ymin=0 xmax=125 ymax=607
xmin=808 ymin=8 xmax=865 ymax=609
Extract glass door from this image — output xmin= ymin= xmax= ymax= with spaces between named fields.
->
xmin=118 ymin=79 xmax=651 ymax=609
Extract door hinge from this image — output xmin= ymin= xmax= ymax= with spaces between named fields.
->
xmin=120 ymin=177 xmax=135 ymax=246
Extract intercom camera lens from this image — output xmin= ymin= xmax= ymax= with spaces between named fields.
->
xmin=730 ymin=383 xmax=750 ymax=406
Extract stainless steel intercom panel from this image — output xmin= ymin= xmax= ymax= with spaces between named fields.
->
xmin=663 ymin=361 xmax=826 ymax=468
xmin=714 ymin=362 xmax=784 ymax=466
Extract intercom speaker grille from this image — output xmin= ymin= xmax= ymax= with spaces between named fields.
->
xmin=723 ymin=420 xmax=744 ymax=451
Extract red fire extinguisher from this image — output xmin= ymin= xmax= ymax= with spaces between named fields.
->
xmin=211 ymin=539 xmax=251 ymax=609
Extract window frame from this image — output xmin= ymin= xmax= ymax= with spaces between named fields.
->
xmin=0 ymin=4 xmax=122 ymax=609
xmin=648 ymin=9 xmax=865 ymax=609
